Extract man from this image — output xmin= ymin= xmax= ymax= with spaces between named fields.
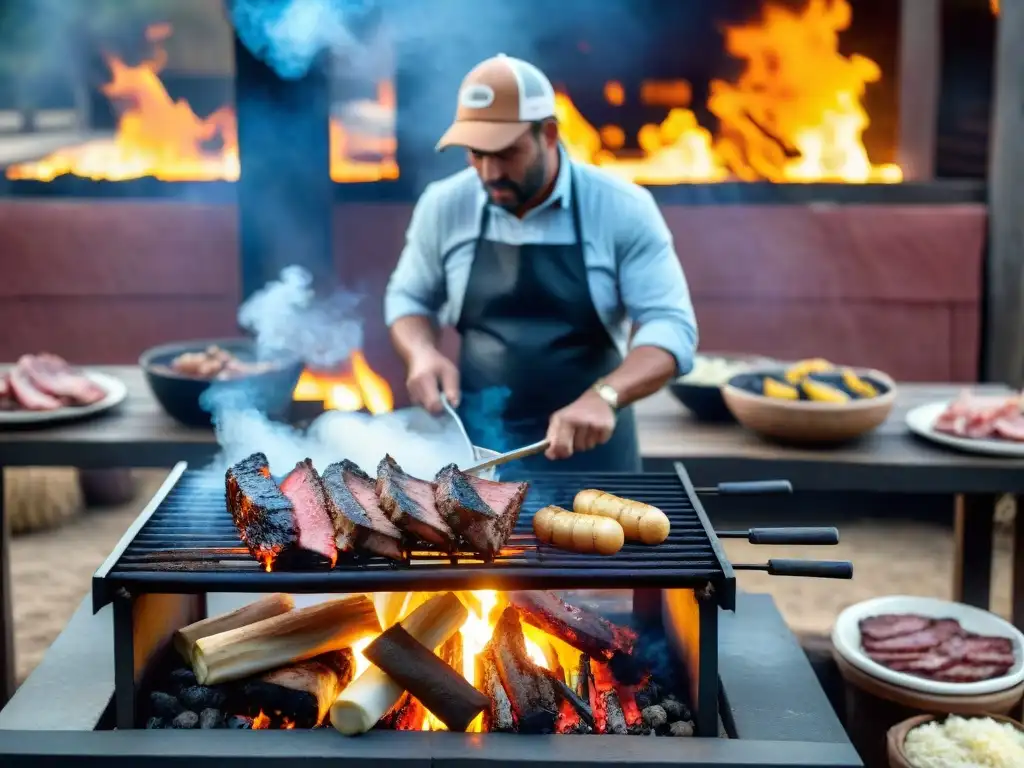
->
xmin=384 ymin=54 xmax=698 ymax=472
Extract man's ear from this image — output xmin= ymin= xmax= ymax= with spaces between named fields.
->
xmin=541 ymin=119 xmax=560 ymax=148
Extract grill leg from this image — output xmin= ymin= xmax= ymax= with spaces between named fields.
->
xmin=113 ymin=589 xmax=137 ymax=729
xmin=0 ymin=467 xmax=13 ymax=707
xmin=695 ymin=595 xmax=719 ymax=737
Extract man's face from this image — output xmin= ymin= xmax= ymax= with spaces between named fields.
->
xmin=468 ymin=129 xmax=549 ymax=211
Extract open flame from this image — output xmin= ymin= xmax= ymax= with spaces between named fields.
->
xmin=292 ymin=350 xmax=394 ymax=414
xmin=5 ymin=24 xmax=397 ymax=183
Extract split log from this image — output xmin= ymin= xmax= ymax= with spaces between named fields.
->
xmin=373 ymin=592 xmax=413 ymax=630
xmin=376 ymin=691 xmax=426 ymax=731
xmin=174 ymin=594 xmax=294 ymax=662
xmin=439 ymin=631 xmax=463 ymax=675
xmin=543 ymin=641 xmax=565 ymax=684
xmin=549 ymin=674 xmax=594 ymax=730
xmin=237 ymin=649 xmax=355 ymax=728
xmin=477 ymin=648 xmax=515 ymax=733
xmin=193 ymin=594 xmax=379 ymax=685
xmin=486 ymin=605 xmax=561 ymax=734
xmin=364 ymin=624 xmax=488 ymax=732
xmin=331 ymin=591 xmax=468 ymax=735
xmin=507 ymin=591 xmax=635 ymax=663
xmin=602 ymin=689 xmax=628 ymax=735
xmin=575 ymin=654 xmax=598 ymax=713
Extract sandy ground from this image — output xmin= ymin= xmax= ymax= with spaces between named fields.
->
xmin=9 ymin=470 xmax=1015 ymax=685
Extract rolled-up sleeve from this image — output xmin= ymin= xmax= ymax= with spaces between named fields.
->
xmin=384 ymin=183 xmax=447 ymax=327
xmin=616 ymin=190 xmax=698 ymax=376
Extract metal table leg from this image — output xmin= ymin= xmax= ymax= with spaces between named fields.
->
xmin=0 ymin=468 xmax=13 ymax=707
xmin=953 ymin=493 xmax=997 ymax=610
xmin=1013 ymin=496 xmax=1024 ymax=630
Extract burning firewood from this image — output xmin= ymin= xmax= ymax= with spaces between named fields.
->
xmin=173 ymin=594 xmax=295 ymax=663
xmin=439 ymin=631 xmax=463 ymax=673
xmin=363 ymin=624 xmax=489 ymax=732
xmin=477 ymin=648 xmax=515 ymax=733
xmin=601 ymin=689 xmax=628 ymax=735
xmin=237 ymin=649 xmax=355 ymax=729
xmin=331 ymin=591 xmax=468 ymax=735
xmin=376 ymin=691 xmax=427 ymax=731
xmin=193 ymin=595 xmax=379 ymax=686
xmin=543 ymin=640 xmax=565 ymax=684
xmin=507 ymin=591 xmax=636 ymax=666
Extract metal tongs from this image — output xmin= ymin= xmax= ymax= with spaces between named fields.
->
xmin=438 ymin=394 xmax=549 ymax=475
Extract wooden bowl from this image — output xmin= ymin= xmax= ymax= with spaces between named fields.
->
xmin=887 ymin=713 xmax=1024 ymax=768
xmin=722 ymin=366 xmax=897 ymax=444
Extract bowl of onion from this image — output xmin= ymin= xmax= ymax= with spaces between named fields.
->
xmin=668 ymin=353 xmax=773 ymax=422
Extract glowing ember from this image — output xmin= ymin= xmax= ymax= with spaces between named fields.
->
xmin=251 ymin=710 xmax=270 ymax=729
xmin=292 ymin=351 xmax=394 ymax=414
xmin=5 ymin=24 xmax=397 ymax=184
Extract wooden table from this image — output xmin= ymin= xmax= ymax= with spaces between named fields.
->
xmin=0 ymin=368 xmax=1021 ymax=709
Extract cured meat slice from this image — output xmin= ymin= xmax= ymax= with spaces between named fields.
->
xmin=278 ymin=459 xmax=338 ymax=567
xmin=19 ymin=353 xmax=107 ymax=405
xmin=886 ymin=653 xmax=956 ymax=675
xmin=8 ymin=363 xmax=62 ymax=410
xmin=933 ymin=663 xmax=1012 ymax=683
xmin=433 ymin=464 xmax=529 ymax=558
xmin=859 ymin=614 xmax=931 ymax=642
xmin=862 ymin=618 xmax=962 ymax=653
xmin=321 ymin=460 xmax=403 ymax=561
xmin=375 ymin=455 xmax=454 ymax=547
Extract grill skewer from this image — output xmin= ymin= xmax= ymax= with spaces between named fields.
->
xmin=732 ymin=559 xmax=853 ymax=579
xmin=715 ymin=527 xmax=840 ymax=546
xmin=695 ymin=480 xmax=793 ymax=495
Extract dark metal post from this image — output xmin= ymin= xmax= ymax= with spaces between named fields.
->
xmin=695 ymin=595 xmax=719 ymax=737
xmin=231 ymin=29 xmax=335 ymax=301
xmin=113 ymin=590 xmax=137 ymax=729
xmin=0 ymin=468 xmax=13 ymax=707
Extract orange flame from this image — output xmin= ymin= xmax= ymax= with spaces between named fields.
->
xmin=5 ymin=25 xmax=397 ymax=183
xmin=292 ymin=350 xmax=394 ymax=414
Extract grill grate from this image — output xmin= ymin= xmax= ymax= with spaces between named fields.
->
xmin=93 ymin=463 xmax=733 ymax=610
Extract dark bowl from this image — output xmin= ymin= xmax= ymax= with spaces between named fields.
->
xmin=139 ymin=338 xmax=304 ymax=428
xmin=668 ymin=354 xmax=772 ymax=422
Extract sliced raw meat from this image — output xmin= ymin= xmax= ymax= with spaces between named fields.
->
xmin=8 ymin=363 xmax=62 ymax=410
xmin=859 ymin=614 xmax=931 ymax=641
xmin=375 ymin=455 xmax=454 ymax=548
xmin=934 ymin=390 xmax=1024 ymax=442
xmin=994 ymin=415 xmax=1024 ymax=442
xmin=226 ymin=452 xmax=315 ymax=570
xmin=933 ymin=663 xmax=1012 ymax=683
xmin=866 ymin=650 xmax=929 ymax=663
xmin=862 ymin=619 xmax=962 ymax=653
xmin=321 ymin=460 xmax=403 ymax=561
xmin=886 ymin=653 xmax=956 ymax=675
xmin=278 ymin=459 xmax=338 ymax=568
xmin=19 ymin=353 xmax=107 ymax=405
xmin=433 ymin=464 xmax=529 ymax=558
xmin=966 ymin=651 xmax=1016 ymax=667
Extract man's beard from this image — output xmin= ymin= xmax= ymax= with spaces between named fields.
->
xmin=486 ymin=153 xmax=548 ymax=211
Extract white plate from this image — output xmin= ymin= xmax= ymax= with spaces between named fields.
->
xmin=906 ymin=401 xmax=1024 ymax=457
xmin=832 ymin=595 xmax=1024 ymax=696
xmin=0 ymin=370 xmax=128 ymax=426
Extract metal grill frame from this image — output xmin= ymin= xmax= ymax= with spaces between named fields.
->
xmin=92 ymin=462 xmax=736 ymax=612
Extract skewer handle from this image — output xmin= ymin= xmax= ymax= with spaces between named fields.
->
xmin=699 ymin=480 xmax=793 ymax=495
xmin=734 ymin=559 xmax=853 ymax=579
xmin=747 ymin=527 xmax=839 ymax=545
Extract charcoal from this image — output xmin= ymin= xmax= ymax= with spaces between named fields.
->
xmin=145 ymin=717 xmax=165 ymax=730
xmin=627 ymin=723 xmax=652 ymax=735
xmin=199 ymin=708 xmax=224 ymax=729
xmin=226 ymin=715 xmax=254 ymax=730
xmin=171 ymin=711 xmax=200 ymax=729
xmin=633 ymin=680 xmax=660 ymax=710
xmin=565 ymin=720 xmax=593 ymax=735
xmin=169 ymin=668 xmax=197 ymax=692
xmin=668 ymin=720 xmax=694 ymax=737
xmin=661 ymin=697 xmax=689 ymax=722
xmin=149 ymin=691 xmax=185 ymax=718
xmin=179 ymin=685 xmax=227 ymax=711
xmin=641 ymin=704 xmax=667 ymax=730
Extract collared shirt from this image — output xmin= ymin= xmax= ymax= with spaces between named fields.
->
xmin=383 ymin=148 xmax=698 ymax=376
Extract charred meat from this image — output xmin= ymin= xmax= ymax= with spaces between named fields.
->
xmin=321 ymin=460 xmax=404 ymax=561
xmin=376 ymin=455 xmax=454 ymax=548
xmin=278 ymin=459 xmax=338 ymax=567
xmin=434 ymin=464 xmax=528 ymax=558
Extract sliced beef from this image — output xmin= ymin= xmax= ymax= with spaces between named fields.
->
xmin=859 ymin=614 xmax=931 ymax=642
xmin=433 ymin=464 xmax=529 ymax=558
xmin=20 ymin=353 xmax=107 ymax=405
xmin=321 ymin=460 xmax=403 ymax=561
xmin=8 ymin=362 xmax=62 ymax=410
xmin=375 ymin=455 xmax=454 ymax=548
xmin=886 ymin=653 xmax=957 ymax=675
xmin=278 ymin=459 xmax=338 ymax=567
xmin=225 ymin=453 xmax=303 ymax=570
xmin=933 ymin=663 xmax=1012 ymax=683
xmin=862 ymin=618 xmax=962 ymax=653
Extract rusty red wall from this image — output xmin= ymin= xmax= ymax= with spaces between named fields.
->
xmin=0 ymin=200 xmax=985 ymax=402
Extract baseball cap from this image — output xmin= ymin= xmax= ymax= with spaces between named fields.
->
xmin=436 ymin=54 xmax=557 ymax=153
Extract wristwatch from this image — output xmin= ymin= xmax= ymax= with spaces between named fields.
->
xmin=592 ymin=380 xmax=620 ymax=411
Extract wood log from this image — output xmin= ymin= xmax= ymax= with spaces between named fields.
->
xmin=575 ymin=654 xmax=598 ymax=714
xmin=330 ymin=591 xmax=468 ymax=735
xmin=478 ymin=648 xmax=515 ymax=733
xmin=363 ymin=624 xmax=488 ymax=732
xmin=508 ymin=591 xmax=635 ymax=662
xmin=549 ymin=674 xmax=594 ymax=730
xmin=375 ymin=691 xmax=426 ymax=731
xmin=486 ymin=605 xmax=560 ymax=734
xmin=174 ymin=594 xmax=294 ymax=662
xmin=373 ymin=592 xmax=413 ymax=630
xmin=192 ymin=595 xmax=379 ymax=685
xmin=602 ymin=689 xmax=628 ymax=735
xmin=237 ymin=649 xmax=354 ymax=728
xmin=543 ymin=640 xmax=565 ymax=684
xmin=439 ymin=631 xmax=463 ymax=676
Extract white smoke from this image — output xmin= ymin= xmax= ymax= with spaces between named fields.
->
xmin=237 ymin=265 xmax=363 ymax=369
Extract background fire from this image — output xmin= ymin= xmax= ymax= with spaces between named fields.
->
xmin=6 ymin=0 xmax=900 ymax=185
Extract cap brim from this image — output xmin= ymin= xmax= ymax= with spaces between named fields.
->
xmin=435 ymin=120 xmax=531 ymax=153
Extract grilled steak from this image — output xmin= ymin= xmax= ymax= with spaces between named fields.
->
xmin=278 ymin=459 xmax=338 ymax=567
xmin=433 ymin=464 xmax=528 ymax=558
xmin=226 ymin=452 xmax=314 ymax=570
xmin=8 ymin=362 xmax=62 ymax=410
xmin=20 ymin=353 xmax=106 ymax=405
xmin=321 ymin=460 xmax=403 ymax=560
xmin=376 ymin=455 xmax=454 ymax=548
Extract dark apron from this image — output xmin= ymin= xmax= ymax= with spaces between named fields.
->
xmin=455 ymin=165 xmax=641 ymax=476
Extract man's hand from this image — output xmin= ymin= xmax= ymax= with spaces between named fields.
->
xmin=406 ymin=349 xmax=460 ymax=414
xmin=545 ymin=389 xmax=616 ymax=460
